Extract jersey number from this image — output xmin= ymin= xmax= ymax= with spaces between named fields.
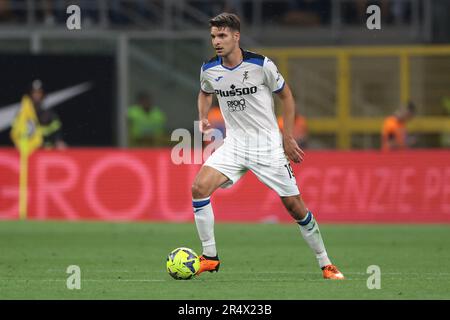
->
xmin=284 ymin=163 xmax=295 ymax=179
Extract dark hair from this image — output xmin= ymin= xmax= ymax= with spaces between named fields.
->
xmin=209 ymin=13 xmax=240 ymax=32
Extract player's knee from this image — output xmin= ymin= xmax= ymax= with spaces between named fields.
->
xmin=282 ymin=197 xmax=307 ymax=220
xmin=191 ymin=181 xmax=210 ymax=199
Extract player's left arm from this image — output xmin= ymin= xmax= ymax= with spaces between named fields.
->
xmin=277 ymin=84 xmax=304 ymax=163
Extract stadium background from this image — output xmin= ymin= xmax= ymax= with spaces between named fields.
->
xmin=1 ymin=0 xmax=449 ymax=222
xmin=0 ymin=0 xmax=449 ymax=300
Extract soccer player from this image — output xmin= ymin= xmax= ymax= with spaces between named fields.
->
xmin=192 ymin=13 xmax=344 ymax=280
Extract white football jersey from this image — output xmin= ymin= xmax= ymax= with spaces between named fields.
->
xmin=200 ymin=49 xmax=285 ymax=153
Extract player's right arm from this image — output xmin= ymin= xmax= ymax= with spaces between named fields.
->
xmin=198 ymin=64 xmax=216 ymax=134
xmin=198 ymin=90 xmax=213 ymax=134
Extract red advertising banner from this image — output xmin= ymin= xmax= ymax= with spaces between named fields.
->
xmin=0 ymin=148 xmax=449 ymax=223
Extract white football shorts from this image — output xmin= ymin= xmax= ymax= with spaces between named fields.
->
xmin=203 ymin=141 xmax=300 ymax=197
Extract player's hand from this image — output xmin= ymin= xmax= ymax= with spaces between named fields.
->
xmin=199 ymin=118 xmax=213 ymax=135
xmin=283 ymin=136 xmax=305 ymax=163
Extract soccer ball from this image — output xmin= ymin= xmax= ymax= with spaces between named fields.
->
xmin=166 ymin=247 xmax=200 ymax=280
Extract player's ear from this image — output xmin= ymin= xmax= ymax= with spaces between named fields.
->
xmin=234 ymin=31 xmax=240 ymax=42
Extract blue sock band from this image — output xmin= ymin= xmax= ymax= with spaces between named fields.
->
xmin=297 ymin=211 xmax=313 ymax=226
xmin=192 ymin=197 xmax=211 ymax=208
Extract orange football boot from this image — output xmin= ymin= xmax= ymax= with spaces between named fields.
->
xmin=196 ymin=255 xmax=220 ymax=275
xmin=322 ymin=265 xmax=345 ymax=280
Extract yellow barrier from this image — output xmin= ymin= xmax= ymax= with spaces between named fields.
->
xmin=255 ymin=45 xmax=450 ymax=149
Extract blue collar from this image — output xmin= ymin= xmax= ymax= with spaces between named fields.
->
xmin=220 ymin=48 xmax=246 ymax=71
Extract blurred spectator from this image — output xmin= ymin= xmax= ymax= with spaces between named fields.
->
xmin=30 ymin=79 xmax=67 ymax=149
xmin=188 ymin=0 xmax=225 ymax=21
xmin=381 ymin=101 xmax=416 ymax=151
xmin=277 ymin=112 xmax=308 ymax=149
xmin=128 ymin=92 xmax=167 ymax=147
xmin=0 ymin=0 xmax=14 ymax=22
xmin=42 ymin=0 xmax=53 ymax=25
xmin=391 ymin=0 xmax=412 ymax=25
xmin=223 ymin=0 xmax=246 ymax=21
xmin=109 ymin=0 xmax=156 ymax=26
xmin=109 ymin=0 xmax=131 ymax=25
xmin=282 ymin=0 xmax=331 ymax=26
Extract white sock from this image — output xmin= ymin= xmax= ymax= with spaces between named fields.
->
xmin=297 ymin=211 xmax=331 ymax=268
xmin=193 ymin=197 xmax=217 ymax=257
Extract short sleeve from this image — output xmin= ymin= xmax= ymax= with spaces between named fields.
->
xmin=200 ymin=66 xmax=215 ymax=94
xmin=263 ymin=57 xmax=285 ymax=93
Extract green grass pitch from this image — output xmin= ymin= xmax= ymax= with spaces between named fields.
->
xmin=0 ymin=221 xmax=449 ymax=299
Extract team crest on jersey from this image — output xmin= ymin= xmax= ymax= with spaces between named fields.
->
xmin=242 ymin=71 xmax=249 ymax=83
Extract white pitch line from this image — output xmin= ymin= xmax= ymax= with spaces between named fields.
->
xmin=0 ymin=279 xmax=167 ymax=282
xmin=46 ymin=269 xmax=132 ymax=273
xmin=43 ymin=269 xmax=450 ymax=276
xmin=0 ymin=277 xmax=446 ymax=283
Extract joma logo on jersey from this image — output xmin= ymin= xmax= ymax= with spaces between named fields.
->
xmin=215 ymin=84 xmax=257 ymax=97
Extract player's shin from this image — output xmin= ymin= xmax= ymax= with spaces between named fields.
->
xmin=297 ymin=211 xmax=331 ymax=268
xmin=193 ymin=197 xmax=217 ymax=257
